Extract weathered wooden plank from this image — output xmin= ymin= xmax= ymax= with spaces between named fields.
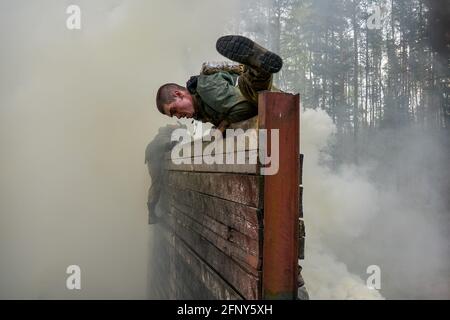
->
xmin=169 ymin=205 xmax=261 ymax=269
xmin=299 ymin=219 xmax=305 ymax=238
xmin=298 ymin=237 xmax=305 ymax=260
xmin=168 ymin=148 xmax=259 ymax=162
xmin=170 ymin=196 xmax=260 ymax=258
xmin=168 ymin=171 xmax=263 ymax=208
xmin=168 ymin=205 xmax=260 ymax=273
xmin=170 ymin=205 xmax=262 ymax=262
xmin=168 ymin=232 xmax=178 ymax=300
xmin=299 ymin=219 xmax=305 ymax=260
xmin=175 ymin=246 xmax=239 ymax=300
xmin=170 ymin=185 xmax=262 ymax=241
xmin=158 ymin=227 xmax=214 ymax=299
xmin=165 ymin=127 xmax=259 ymax=160
xmin=167 ymin=218 xmax=260 ymax=299
xmin=172 ymin=252 xmax=211 ymax=299
xmin=299 ymin=154 xmax=304 ymax=218
xmin=299 ymin=186 xmax=303 ymax=218
xmin=166 ymin=150 xmax=259 ymax=174
xmin=161 ymin=212 xmax=261 ymax=300
xmin=299 ymin=154 xmax=304 ymax=186
xmin=168 ymin=186 xmax=261 ymax=234
xmin=148 ymin=225 xmax=173 ymax=299
xmin=160 ymin=227 xmax=243 ymax=300
xmin=259 ymin=92 xmax=300 ymax=300
xmin=167 ymin=163 xmax=258 ymax=174
xmin=170 ymin=197 xmax=230 ymax=239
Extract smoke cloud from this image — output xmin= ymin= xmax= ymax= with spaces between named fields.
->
xmin=0 ymin=0 xmax=238 ymax=299
xmin=1 ymin=0 xmax=448 ymax=300
xmin=301 ymin=108 xmax=450 ymax=299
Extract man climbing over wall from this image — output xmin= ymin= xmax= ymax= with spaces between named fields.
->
xmin=145 ymin=124 xmax=185 ymax=224
xmin=155 ymin=35 xmax=283 ymax=133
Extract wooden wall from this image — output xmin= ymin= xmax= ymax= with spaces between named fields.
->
xmin=148 ymin=92 xmax=305 ymax=300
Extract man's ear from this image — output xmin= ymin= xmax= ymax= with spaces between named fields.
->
xmin=173 ymin=90 xmax=183 ymax=98
xmin=162 ymin=103 xmax=171 ymax=116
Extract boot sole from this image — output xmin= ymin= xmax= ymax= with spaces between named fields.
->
xmin=216 ymin=35 xmax=283 ymax=74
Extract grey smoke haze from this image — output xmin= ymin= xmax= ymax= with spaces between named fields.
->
xmin=0 ymin=0 xmax=238 ymax=299
xmin=301 ymin=109 xmax=450 ymax=299
xmin=0 ymin=0 xmax=448 ymax=300
xmin=336 ymin=127 xmax=450 ymax=299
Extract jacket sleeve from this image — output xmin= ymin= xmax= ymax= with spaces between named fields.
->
xmin=225 ymin=101 xmax=258 ymax=123
xmin=196 ymin=72 xmax=242 ymax=115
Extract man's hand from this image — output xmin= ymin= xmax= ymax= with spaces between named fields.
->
xmin=216 ymin=120 xmax=230 ymax=137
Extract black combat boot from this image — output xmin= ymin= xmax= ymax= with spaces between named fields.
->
xmin=216 ymin=35 xmax=283 ymax=74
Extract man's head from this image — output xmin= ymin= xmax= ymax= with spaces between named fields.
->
xmin=156 ymin=83 xmax=196 ymax=119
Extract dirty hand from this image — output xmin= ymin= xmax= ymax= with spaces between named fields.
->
xmin=216 ymin=120 xmax=230 ymax=138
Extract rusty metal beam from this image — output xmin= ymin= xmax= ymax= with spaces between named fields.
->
xmin=259 ymin=92 xmax=300 ymax=300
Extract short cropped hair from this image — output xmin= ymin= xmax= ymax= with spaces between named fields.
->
xmin=156 ymin=83 xmax=186 ymax=114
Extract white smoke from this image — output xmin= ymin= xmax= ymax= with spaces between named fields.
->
xmin=300 ymin=108 xmax=450 ymax=299
xmin=0 ymin=0 xmax=238 ymax=299
xmin=1 ymin=0 xmax=447 ymax=300
xmin=300 ymin=108 xmax=383 ymax=299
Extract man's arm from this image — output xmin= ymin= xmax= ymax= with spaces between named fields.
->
xmin=224 ymin=101 xmax=258 ymax=124
xmin=197 ymin=72 xmax=246 ymax=114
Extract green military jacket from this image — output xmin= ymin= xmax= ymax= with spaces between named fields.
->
xmin=192 ymin=72 xmax=257 ymax=126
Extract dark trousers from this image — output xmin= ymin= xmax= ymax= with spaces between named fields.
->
xmin=238 ymin=66 xmax=274 ymax=106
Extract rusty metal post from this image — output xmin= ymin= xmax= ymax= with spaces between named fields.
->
xmin=259 ymin=92 xmax=300 ymax=300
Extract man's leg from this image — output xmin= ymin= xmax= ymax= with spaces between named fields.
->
xmin=216 ymin=35 xmax=282 ymax=104
xmin=147 ymin=185 xmax=160 ymax=225
xmin=147 ymin=170 xmax=162 ymax=225
xmin=238 ymin=65 xmax=273 ymax=105
xmin=216 ymin=35 xmax=283 ymax=74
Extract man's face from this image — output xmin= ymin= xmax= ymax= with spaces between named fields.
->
xmin=163 ymin=90 xmax=195 ymax=119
